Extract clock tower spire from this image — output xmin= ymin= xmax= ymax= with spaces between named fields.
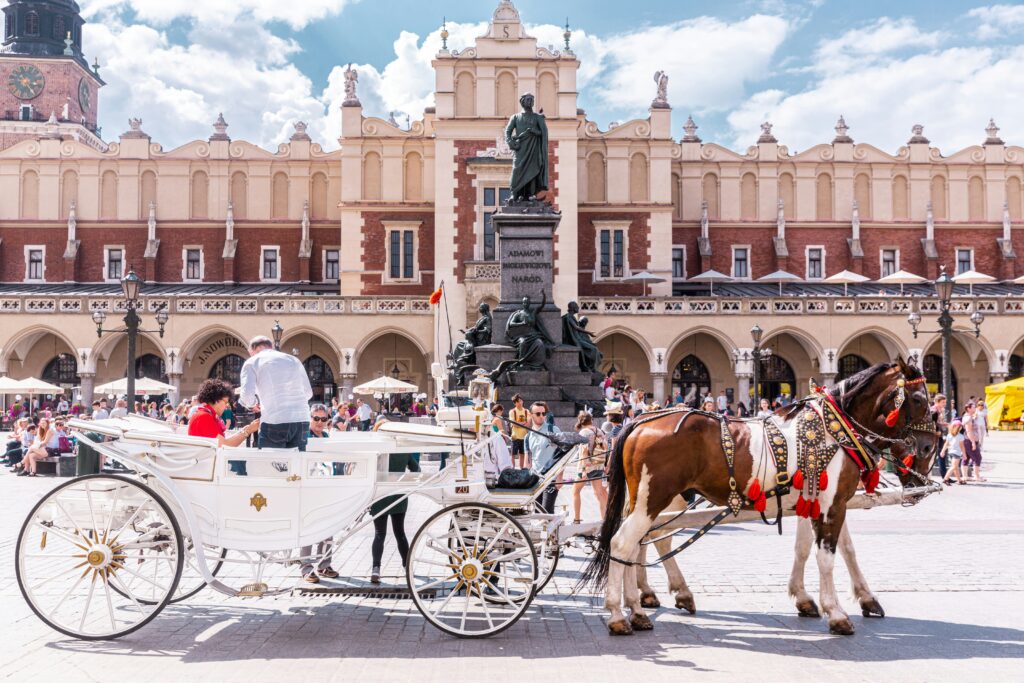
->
xmin=1 ymin=0 xmax=104 ymax=150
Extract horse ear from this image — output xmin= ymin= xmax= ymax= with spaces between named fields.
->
xmin=895 ymin=354 xmax=910 ymax=374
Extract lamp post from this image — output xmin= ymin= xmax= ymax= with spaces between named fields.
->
xmin=733 ymin=324 xmax=771 ymax=411
xmin=271 ymin=320 xmax=284 ymax=351
xmin=907 ymin=265 xmax=984 ymax=422
xmin=93 ymin=268 xmax=168 ymax=409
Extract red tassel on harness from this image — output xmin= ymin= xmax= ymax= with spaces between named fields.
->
xmin=818 ymin=471 xmax=828 ymax=491
xmin=753 ymin=494 xmax=767 ymax=513
xmin=810 ymin=499 xmax=821 ymax=520
xmin=902 ymin=454 xmax=915 ymax=469
xmin=796 ymin=495 xmax=808 ymax=517
xmin=864 ymin=468 xmax=880 ymax=494
xmin=746 ymin=479 xmax=762 ymax=501
xmin=884 ymin=408 xmax=900 ymax=427
xmin=792 ymin=470 xmax=805 ymax=490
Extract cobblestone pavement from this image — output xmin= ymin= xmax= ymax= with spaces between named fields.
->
xmin=1 ymin=433 xmax=1022 ymax=681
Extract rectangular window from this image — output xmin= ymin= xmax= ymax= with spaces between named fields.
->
xmin=806 ymin=247 xmax=823 ymax=280
xmin=262 ymin=248 xmax=279 ymax=281
xmin=672 ymin=246 xmax=686 ymax=281
xmin=26 ymin=248 xmax=44 ymax=281
xmin=613 ymin=231 xmax=624 ymax=278
xmin=185 ymin=248 xmax=202 ymax=281
xmin=598 ymin=228 xmax=626 ymax=279
xmin=881 ymin=249 xmax=898 ymax=277
xmin=105 ymin=248 xmax=123 ymax=281
xmin=481 ymin=187 xmax=510 ymax=261
xmin=20 ymin=104 xmax=32 ymax=121
xmin=324 ymin=249 xmax=339 ymax=281
xmin=388 ymin=229 xmax=417 ymax=280
xmin=732 ymin=247 xmax=749 ymax=279
xmin=389 ymin=230 xmax=401 ymax=279
xmin=403 ymin=230 xmax=414 ymax=279
xmin=956 ymin=248 xmax=973 ymax=274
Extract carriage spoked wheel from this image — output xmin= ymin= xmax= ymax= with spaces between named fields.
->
xmin=15 ymin=474 xmax=184 ymax=640
xmin=407 ymin=503 xmax=537 ymax=638
xmin=111 ymin=538 xmax=226 ymax=604
xmin=524 ymin=501 xmax=561 ymax=596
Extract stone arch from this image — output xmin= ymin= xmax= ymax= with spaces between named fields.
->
xmin=892 ymin=174 xmax=909 ymax=220
xmin=403 ymin=151 xmax=423 ymax=202
xmin=100 ymin=169 xmax=118 ymax=219
xmin=362 ymin=150 xmax=382 ymax=201
xmin=60 ymin=169 xmax=78 ymax=219
xmin=91 ymin=331 xmax=167 ymax=385
xmin=815 ymin=172 xmax=833 ymax=220
xmin=230 ymin=171 xmax=248 ymax=219
xmin=702 ymin=172 xmax=720 ymax=219
xmin=586 ymin=151 xmax=606 ymax=202
xmin=455 ymin=71 xmax=476 ymax=117
xmin=854 ymin=172 xmax=871 ymax=220
xmin=968 ymin=175 xmax=985 ymax=221
xmin=595 ymin=331 xmax=652 ymax=392
xmin=537 ymin=70 xmax=557 ymax=115
xmin=593 ymin=326 xmax=654 ymax=365
xmin=778 ymin=172 xmax=795 ymax=219
xmin=179 ymin=326 xmax=248 ymax=367
xmin=179 ymin=327 xmax=249 ymax=393
xmin=740 ymin=171 xmax=757 ymax=220
xmin=665 ymin=325 xmax=737 ymax=363
xmin=629 ymin=152 xmax=648 ymax=202
xmin=354 ymin=327 xmax=430 ymax=364
xmin=190 ymin=169 xmax=209 ymax=219
xmin=272 ymin=171 xmax=289 ymax=218
xmin=495 ymin=70 xmax=517 ymax=118
xmin=310 ymin=171 xmax=329 ymax=219
xmin=761 ymin=326 xmax=824 ymax=362
xmin=918 ymin=330 xmax=996 ymax=371
xmin=21 ymin=169 xmax=38 ymax=219
xmin=931 ymin=174 xmax=948 ymax=220
xmin=280 ymin=326 xmax=343 ymax=373
xmin=1 ymin=326 xmax=78 ymax=376
xmin=664 ymin=327 xmax=739 ymax=407
xmin=353 ymin=330 xmax=430 ymax=395
xmin=836 ymin=327 xmax=909 ymax=363
xmin=920 ymin=333 xmax=996 ymax=406
xmin=140 ymin=170 xmax=157 ymax=218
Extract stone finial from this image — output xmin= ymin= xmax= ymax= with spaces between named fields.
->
xmin=387 ymin=111 xmax=399 ymax=127
xmin=563 ymin=17 xmax=573 ymax=53
xmin=63 ymin=33 xmax=74 ymax=56
xmin=92 ymin=57 xmax=101 ymax=75
xmin=290 ymin=121 xmax=311 ymax=141
xmin=440 ymin=16 xmax=449 ymax=51
xmin=984 ymin=118 xmax=1004 ymax=145
xmin=210 ymin=113 xmax=230 ymax=142
xmin=758 ymin=121 xmax=777 ymax=143
xmin=908 ymin=124 xmax=929 ymax=144
xmin=682 ymin=115 xmax=701 ymax=142
xmin=832 ymin=115 xmax=853 ymax=143
xmin=343 ymin=64 xmax=360 ymax=107
xmin=122 ymin=117 xmax=149 ymax=139
xmin=651 ymin=71 xmax=669 ymax=109
xmin=130 ymin=117 xmax=142 ymax=131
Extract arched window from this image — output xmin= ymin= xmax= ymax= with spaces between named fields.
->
xmin=26 ymin=11 xmax=39 ymax=36
xmin=362 ymin=152 xmax=382 ymax=200
xmin=53 ymin=15 xmax=65 ymax=41
xmin=1009 ymin=354 xmax=1024 ymax=380
xmin=135 ymin=353 xmax=168 ymax=383
xmin=923 ymin=354 xmax=957 ymax=406
xmin=403 ymin=152 xmax=422 ymax=202
xmin=140 ymin=170 xmax=157 ymax=218
xmin=495 ymin=71 xmax=517 ymax=118
xmin=758 ymin=355 xmax=796 ymax=404
xmin=100 ymin=170 xmax=117 ymax=220
xmin=968 ymin=176 xmax=985 ymax=221
xmin=586 ymin=152 xmax=606 ymax=202
xmin=304 ymin=355 xmax=336 ymax=401
xmin=672 ymin=354 xmax=711 ymax=402
xmin=21 ymin=170 xmax=39 ymax=220
xmin=271 ymin=172 xmax=289 ymax=218
xmin=60 ymin=170 xmax=78 ymax=219
xmin=702 ymin=173 xmax=720 ymax=220
xmin=537 ymin=71 xmax=557 ymax=116
xmin=455 ymin=72 xmax=475 ymax=117
xmin=190 ymin=171 xmax=209 ymax=219
xmin=230 ymin=171 xmax=248 ymax=219
xmin=778 ymin=172 xmax=795 ymax=219
xmin=892 ymin=175 xmax=909 ymax=220
xmin=311 ymin=172 xmax=329 ymax=219
xmin=629 ymin=152 xmax=648 ymax=202
xmin=209 ymin=354 xmax=245 ymax=386
xmin=854 ymin=173 xmax=871 ymax=220
xmin=815 ymin=173 xmax=833 ymax=221
xmin=671 ymin=172 xmax=681 ymax=219
xmin=836 ymin=354 xmax=870 ymax=381
xmin=740 ymin=172 xmax=757 ymax=220
xmin=931 ymin=175 xmax=948 ymax=220
xmin=42 ymin=355 xmax=78 ymax=386
xmin=1007 ymin=177 xmax=1022 ymax=221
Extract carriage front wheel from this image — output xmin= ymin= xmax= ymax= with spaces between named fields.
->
xmin=15 ymin=474 xmax=184 ymax=640
xmin=407 ymin=502 xmax=537 ymax=638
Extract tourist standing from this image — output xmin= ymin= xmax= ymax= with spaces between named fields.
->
xmin=961 ymin=402 xmax=985 ymax=482
xmin=369 ymin=451 xmax=419 ymax=584
xmin=930 ymin=394 xmax=949 ymax=478
xmin=109 ymin=399 xmax=129 ymax=418
xmin=508 ymin=394 xmax=530 ymax=469
xmin=356 ymin=399 xmax=373 ymax=431
xmin=300 ymin=404 xmax=339 ymax=582
xmin=526 ymin=401 xmax=561 ymax=513
xmin=572 ymin=412 xmax=609 ymax=523
xmin=941 ymin=420 xmax=967 ymax=485
xmin=716 ymin=390 xmax=728 ymax=412
xmin=239 ymin=335 xmax=313 ymax=450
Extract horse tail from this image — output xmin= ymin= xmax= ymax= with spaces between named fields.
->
xmin=578 ymin=419 xmax=637 ymax=592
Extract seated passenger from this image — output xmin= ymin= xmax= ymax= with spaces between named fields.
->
xmin=188 ymin=379 xmax=259 ymax=448
xmin=301 ymin=404 xmax=339 ymax=583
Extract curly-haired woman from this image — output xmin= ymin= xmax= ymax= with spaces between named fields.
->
xmin=188 ymin=379 xmax=259 ymax=447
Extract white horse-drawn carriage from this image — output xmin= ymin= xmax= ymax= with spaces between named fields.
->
xmin=15 ymin=376 xmax=578 ymax=641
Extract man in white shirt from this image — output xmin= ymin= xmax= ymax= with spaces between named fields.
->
xmin=109 ymin=399 xmax=129 ymax=418
xmin=356 ymin=399 xmax=373 ymax=431
xmin=92 ymin=400 xmax=109 ymax=420
xmin=239 ymin=335 xmax=313 ymax=450
xmin=716 ymin=390 xmax=728 ymax=412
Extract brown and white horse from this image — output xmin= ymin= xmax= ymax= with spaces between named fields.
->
xmin=583 ymin=359 xmax=938 ymax=635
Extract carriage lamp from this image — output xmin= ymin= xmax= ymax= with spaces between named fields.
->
xmin=934 ymin=267 xmax=954 ymax=308
xmin=271 ymin=320 xmax=284 ymax=350
xmin=750 ymin=324 xmax=763 ymax=345
xmin=468 ymin=369 xmax=492 ymax=409
xmin=121 ymin=268 xmax=142 ymax=304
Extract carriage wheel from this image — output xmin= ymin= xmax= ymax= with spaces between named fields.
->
xmin=15 ymin=474 xmax=184 ymax=640
xmin=526 ymin=501 xmax=561 ymax=596
xmin=407 ymin=503 xmax=536 ymax=638
xmin=111 ymin=540 xmax=226 ymax=605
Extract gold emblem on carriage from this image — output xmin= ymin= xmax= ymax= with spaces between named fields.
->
xmin=249 ymin=493 xmax=267 ymax=512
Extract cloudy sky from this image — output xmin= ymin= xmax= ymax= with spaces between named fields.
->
xmin=78 ymin=0 xmax=1024 ymax=154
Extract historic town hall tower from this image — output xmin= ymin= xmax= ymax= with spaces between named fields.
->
xmin=1 ymin=0 xmax=103 ymax=150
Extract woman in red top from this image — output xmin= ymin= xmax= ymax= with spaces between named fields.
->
xmin=188 ymin=379 xmax=259 ymax=447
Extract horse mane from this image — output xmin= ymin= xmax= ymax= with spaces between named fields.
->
xmin=832 ymin=361 xmax=925 ymax=413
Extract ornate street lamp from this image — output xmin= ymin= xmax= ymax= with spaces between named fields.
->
xmin=271 ymin=320 xmax=284 ymax=351
xmin=907 ymin=264 xmax=983 ymax=420
xmin=749 ymin=324 xmax=772 ymax=410
xmin=94 ymin=268 xmax=168 ymax=408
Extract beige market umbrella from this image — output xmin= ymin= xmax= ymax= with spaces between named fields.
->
xmin=952 ymin=269 xmax=996 ymax=295
xmin=1014 ymin=274 xmax=1024 ymax=284
xmin=13 ymin=377 xmax=64 ymax=418
xmin=94 ymin=376 xmax=177 ymax=396
xmin=625 ymin=271 xmax=667 ymax=297
xmin=824 ymin=269 xmax=870 ymax=296
xmin=876 ymin=269 xmax=927 ymax=294
xmin=353 ymin=376 xmax=419 ymax=395
xmin=689 ymin=269 xmax=734 ymax=296
xmin=757 ymin=269 xmax=802 ymax=296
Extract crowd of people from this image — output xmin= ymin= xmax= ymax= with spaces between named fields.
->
xmin=933 ymin=392 xmax=989 ymax=485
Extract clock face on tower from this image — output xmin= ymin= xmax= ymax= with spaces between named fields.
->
xmin=8 ymin=64 xmax=46 ymax=100
xmin=78 ymin=78 xmax=90 ymax=112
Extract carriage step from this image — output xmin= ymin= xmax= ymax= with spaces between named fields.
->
xmin=297 ymin=586 xmax=436 ymax=600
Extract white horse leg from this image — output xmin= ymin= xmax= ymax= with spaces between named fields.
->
xmin=604 ymin=525 xmax=630 ymax=634
xmin=816 ymin=534 xmax=854 ymax=635
xmin=605 ymin=508 xmax=655 ymax=634
xmin=788 ymin=517 xmax=820 ymax=618
xmin=838 ymin=524 xmax=884 ymax=618
xmin=635 ymin=543 xmax=661 ymax=609
xmin=652 ymin=537 xmax=696 ymax=613
xmin=622 ymin=543 xmax=654 ymax=631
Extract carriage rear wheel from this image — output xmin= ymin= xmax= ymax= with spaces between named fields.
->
xmin=15 ymin=474 xmax=184 ymax=640
xmin=407 ymin=503 xmax=537 ymax=638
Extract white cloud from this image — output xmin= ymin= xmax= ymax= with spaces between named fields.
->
xmin=968 ymin=4 xmax=1024 ymax=40
xmin=82 ymin=0 xmax=353 ymax=30
xmin=813 ymin=17 xmax=945 ymax=72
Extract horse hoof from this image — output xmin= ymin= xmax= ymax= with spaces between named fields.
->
xmin=608 ymin=619 xmax=634 ymax=636
xmin=640 ymin=593 xmax=661 ymax=609
xmin=629 ymin=613 xmax=654 ymax=631
xmin=860 ymin=598 xmax=885 ymax=618
xmin=675 ymin=594 xmax=697 ymax=614
xmin=829 ymin=618 xmax=855 ymax=636
xmin=796 ymin=599 xmax=821 ymax=618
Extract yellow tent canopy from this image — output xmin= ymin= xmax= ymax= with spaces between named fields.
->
xmin=984 ymin=377 xmax=1024 ymax=429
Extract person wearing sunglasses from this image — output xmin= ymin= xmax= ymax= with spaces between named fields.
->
xmin=525 ymin=401 xmax=561 ymax=513
xmin=300 ymin=403 xmax=339 ymax=583
xmin=308 ymin=404 xmax=332 ymax=439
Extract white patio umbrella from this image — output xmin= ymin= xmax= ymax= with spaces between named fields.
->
xmin=14 ymin=377 xmax=64 ymax=418
xmin=689 ymin=269 xmax=734 ymax=296
xmin=824 ymin=269 xmax=870 ymax=296
xmin=1014 ymin=274 xmax=1024 ymax=285
xmin=876 ymin=269 xmax=927 ymax=294
xmin=952 ymin=269 xmax=996 ymax=295
xmin=757 ymin=269 xmax=802 ymax=296
xmin=353 ymin=376 xmax=419 ymax=396
xmin=94 ymin=376 xmax=177 ymax=396
xmin=625 ymin=271 xmax=667 ymax=297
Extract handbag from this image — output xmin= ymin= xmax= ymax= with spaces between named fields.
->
xmin=496 ymin=467 xmax=539 ymax=489
xmin=57 ymin=435 xmax=73 ymax=453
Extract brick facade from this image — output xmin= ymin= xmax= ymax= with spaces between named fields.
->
xmin=578 ymin=211 xmax=651 ymax=296
xmin=360 ymin=211 xmax=435 ymax=295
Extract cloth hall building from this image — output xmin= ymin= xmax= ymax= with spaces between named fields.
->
xmin=0 ymin=0 xmax=1023 ymax=410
